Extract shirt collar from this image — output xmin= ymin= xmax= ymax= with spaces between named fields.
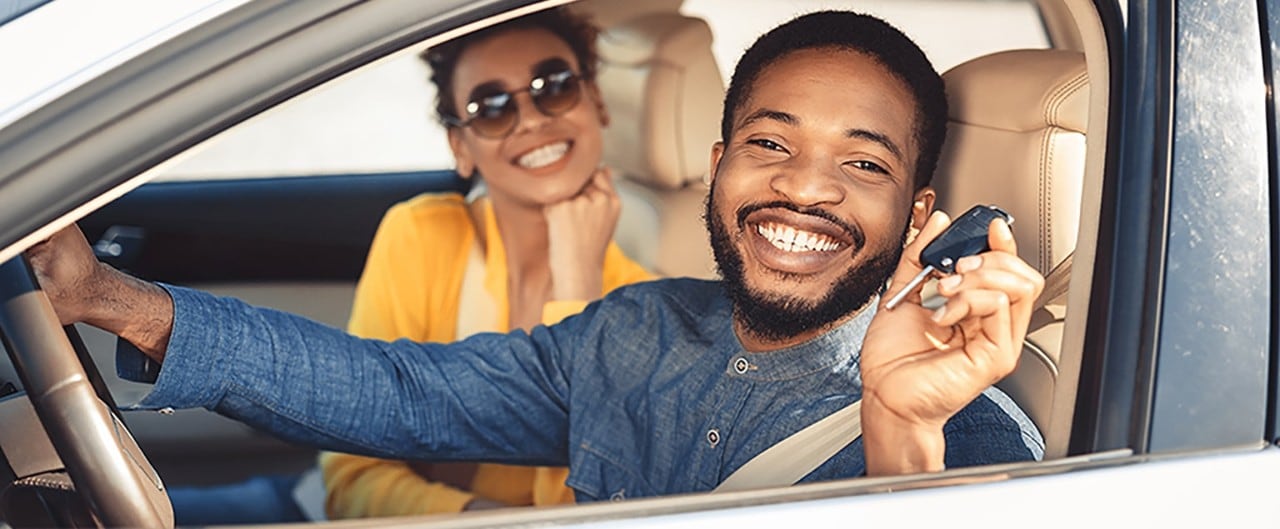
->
xmin=721 ymin=297 xmax=878 ymax=382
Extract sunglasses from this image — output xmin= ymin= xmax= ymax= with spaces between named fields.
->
xmin=445 ymin=69 xmax=585 ymax=139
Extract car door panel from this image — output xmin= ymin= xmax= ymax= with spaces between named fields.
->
xmin=75 ymin=170 xmax=465 ymax=485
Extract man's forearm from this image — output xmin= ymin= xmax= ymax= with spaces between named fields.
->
xmin=85 ymin=263 xmax=174 ymax=362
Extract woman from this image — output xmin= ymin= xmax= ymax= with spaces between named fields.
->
xmin=319 ymin=7 xmax=652 ymax=518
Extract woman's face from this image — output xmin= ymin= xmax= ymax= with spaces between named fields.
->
xmin=447 ymin=27 xmax=607 ymax=209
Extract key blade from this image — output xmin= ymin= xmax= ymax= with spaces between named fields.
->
xmin=884 ymin=265 xmax=935 ymax=310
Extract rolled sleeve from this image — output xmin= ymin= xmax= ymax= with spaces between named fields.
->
xmin=128 ymin=284 xmax=243 ymax=410
xmin=120 ymin=284 xmax=586 ymax=465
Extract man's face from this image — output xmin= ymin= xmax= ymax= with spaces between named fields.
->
xmin=707 ymin=47 xmax=933 ymax=350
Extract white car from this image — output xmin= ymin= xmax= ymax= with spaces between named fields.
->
xmin=0 ymin=0 xmax=1276 ymax=527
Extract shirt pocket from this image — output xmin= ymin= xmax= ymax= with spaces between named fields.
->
xmin=567 ymin=441 xmax=656 ymax=502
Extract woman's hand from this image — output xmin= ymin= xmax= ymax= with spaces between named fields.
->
xmin=544 ymin=167 xmax=621 ymax=300
xmin=859 ymin=211 xmax=1043 ymax=476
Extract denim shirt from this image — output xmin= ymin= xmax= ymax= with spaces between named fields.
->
xmin=121 ymin=277 xmax=1043 ymax=502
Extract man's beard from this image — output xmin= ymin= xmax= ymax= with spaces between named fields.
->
xmin=704 ymin=191 xmax=908 ymax=344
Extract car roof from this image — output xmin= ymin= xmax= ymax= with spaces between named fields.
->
xmin=0 ymin=0 xmax=249 ymax=130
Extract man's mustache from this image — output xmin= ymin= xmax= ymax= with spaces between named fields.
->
xmin=734 ymin=201 xmax=865 ymax=251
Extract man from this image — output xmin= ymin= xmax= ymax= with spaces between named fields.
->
xmin=27 ymin=10 xmax=1044 ymax=500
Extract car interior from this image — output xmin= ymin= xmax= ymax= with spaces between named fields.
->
xmin=0 ymin=0 xmax=1119 ymax=526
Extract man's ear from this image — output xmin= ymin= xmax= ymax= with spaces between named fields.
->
xmin=447 ymin=128 xmax=475 ymax=179
xmin=705 ymin=141 xmax=725 ymax=186
xmin=911 ymin=187 xmax=936 ymax=228
xmin=905 ymin=186 xmax=936 ymax=246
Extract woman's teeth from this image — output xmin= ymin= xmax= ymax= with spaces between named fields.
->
xmin=756 ymin=223 xmax=841 ymax=253
xmin=518 ymin=141 xmax=569 ymax=169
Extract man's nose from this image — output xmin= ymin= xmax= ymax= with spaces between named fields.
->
xmin=769 ymin=153 xmax=845 ymax=206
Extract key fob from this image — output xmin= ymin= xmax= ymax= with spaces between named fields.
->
xmin=919 ymin=205 xmax=1014 ymax=273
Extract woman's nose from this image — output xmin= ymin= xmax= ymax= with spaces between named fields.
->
xmin=510 ymin=92 xmax=553 ymax=134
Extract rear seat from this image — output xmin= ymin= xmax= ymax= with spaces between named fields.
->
xmin=933 ymin=49 xmax=1089 ymax=458
xmin=593 ymin=12 xmax=723 ymax=279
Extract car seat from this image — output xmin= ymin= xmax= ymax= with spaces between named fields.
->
xmin=593 ymin=12 xmax=723 ymax=279
xmin=932 ymin=49 xmax=1089 ymax=458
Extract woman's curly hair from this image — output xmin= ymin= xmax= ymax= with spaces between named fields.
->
xmin=423 ymin=7 xmax=600 ymax=126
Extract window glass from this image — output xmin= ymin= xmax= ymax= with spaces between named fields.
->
xmin=155 ymin=0 xmax=1046 ymax=183
xmin=156 ymin=50 xmax=449 ymax=182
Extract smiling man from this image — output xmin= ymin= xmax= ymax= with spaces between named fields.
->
xmin=28 ymin=10 xmax=1043 ymax=500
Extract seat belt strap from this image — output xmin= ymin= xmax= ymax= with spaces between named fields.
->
xmin=1034 ymin=251 xmax=1073 ymax=311
xmin=713 ymin=399 xmax=862 ymax=493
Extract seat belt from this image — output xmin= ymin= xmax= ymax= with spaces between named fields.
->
xmin=713 ymin=400 xmax=862 ymax=492
xmin=1034 ymin=252 xmax=1073 ymax=311
xmin=713 ymin=251 xmax=1075 ymax=493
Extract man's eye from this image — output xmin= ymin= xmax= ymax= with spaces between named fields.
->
xmin=847 ymin=160 xmax=888 ymax=174
xmin=747 ymin=138 xmax=787 ymax=152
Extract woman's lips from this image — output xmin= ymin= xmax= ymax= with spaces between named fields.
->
xmin=515 ymin=140 xmax=571 ymax=169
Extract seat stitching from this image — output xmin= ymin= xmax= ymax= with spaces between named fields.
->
xmin=1043 ymin=129 xmax=1055 ymax=270
xmin=1044 ymin=71 xmax=1088 ymax=128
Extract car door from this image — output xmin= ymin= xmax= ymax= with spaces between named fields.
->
xmin=1 ymin=0 xmax=1278 ymax=527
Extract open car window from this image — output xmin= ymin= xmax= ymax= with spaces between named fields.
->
xmin=9 ymin=0 xmax=1279 ymax=527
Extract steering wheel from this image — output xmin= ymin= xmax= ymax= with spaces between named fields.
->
xmin=0 ymin=256 xmax=172 ymax=528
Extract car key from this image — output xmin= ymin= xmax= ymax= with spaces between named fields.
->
xmin=883 ymin=204 xmax=1014 ymax=310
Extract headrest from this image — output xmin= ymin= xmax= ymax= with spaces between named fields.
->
xmin=944 ymin=49 xmax=1089 ymax=134
xmin=934 ymin=49 xmax=1088 ymax=276
xmin=596 ymin=13 xmax=725 ymax=190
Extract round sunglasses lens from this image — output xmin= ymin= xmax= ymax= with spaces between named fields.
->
xmin=468 ymin=99 xmax=518 ymax=138
xmin=532 ymin=76 xmax=582 ymax=116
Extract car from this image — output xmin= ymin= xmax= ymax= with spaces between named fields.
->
xmin=0 ymin=0 xmax=1277 ymax=527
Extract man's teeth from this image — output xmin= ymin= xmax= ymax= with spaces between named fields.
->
xmin=518 ymin=142 xmax=569 ymax=169
xmin=755 ymin=223 xmax=841 ymax=252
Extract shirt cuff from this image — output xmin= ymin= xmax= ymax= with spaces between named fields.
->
xmin=128 ymin=284 xmax=242 ymax=411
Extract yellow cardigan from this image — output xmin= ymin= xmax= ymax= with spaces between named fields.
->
xmin=320 ymin=193 xmax=652 ymax=519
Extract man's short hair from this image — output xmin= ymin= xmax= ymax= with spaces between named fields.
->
xmin=720 ymin=11 xmax=947 ymax=190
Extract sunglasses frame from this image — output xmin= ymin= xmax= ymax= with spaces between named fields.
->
xmin=444 ymin=69 xmax=585 ymax=139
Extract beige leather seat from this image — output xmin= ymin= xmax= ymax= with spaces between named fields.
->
xmin=933 ymin=49 xmax=1088 ymax=458
xmin=593 ymin=12 xmax=723 ymax=279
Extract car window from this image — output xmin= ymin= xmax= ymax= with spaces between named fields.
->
xmin=153 ymin=0 xmax=1047 ymax=183
xmin=71 ymin=0 xmax=1096 ymax=521
xmin=155 ymin=52 xmax=449 ymax=182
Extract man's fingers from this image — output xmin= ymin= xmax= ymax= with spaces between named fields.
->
xmin=932 ymin=287 xmax=1017 ymax=380
xmin=931 ymin=288 xmax=1009 ymax=328
xmin=935 ymin=267 xmax=1039 ymax=306
xmin=986 ymin=218 xmax=1017 ymax=255
xmin=902 ymin=210 xmax=950 ymax=267
xmin=882 ymin=211 xmax=950 ymax=306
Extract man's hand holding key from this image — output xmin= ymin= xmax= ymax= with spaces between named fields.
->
xmin=859 ymin=209 xmax=1044 ymax=476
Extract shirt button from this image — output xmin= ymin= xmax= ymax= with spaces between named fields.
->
xmin=707 ymin=428 xmax=721 ymax=448
xmin=733 ymin=357 xmax=750 ymax=374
